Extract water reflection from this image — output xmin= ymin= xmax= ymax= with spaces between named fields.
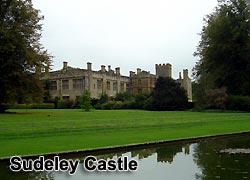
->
xmin=0 ymin=134 xmax=249 ymax=180
xmin=194 ymin=136 xmax=250 ymax=180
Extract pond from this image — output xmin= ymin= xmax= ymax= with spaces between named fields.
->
xmin=1 ymin=134 xmax=250 ymax=180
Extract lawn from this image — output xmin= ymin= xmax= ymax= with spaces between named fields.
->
xmin=0 ymin=109 xmax=250 ymax=158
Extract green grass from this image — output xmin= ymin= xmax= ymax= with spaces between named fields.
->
xmin=0 ymin=109 xmax=250 ymax=158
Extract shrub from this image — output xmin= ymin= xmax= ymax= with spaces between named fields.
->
xmin=79 ymin=91 xmax=92 ymax=111
xmin=9 ymin=103 xmax=54 ymax=109
xmin=204 ymin=87 xmax=228 ymax=109
xmin=120 ymin=100 xmax=137 ymax=109
xmin=101 ymin=101 xmax=123 ymax=110
xmin=67 ymin=99 xmax=75 ymax=108
xmin=0 ymin=104 xmax=9 ymax=112
xmin=115 ymin=92 xmax=133 ymax=102
xmin=57 ymin=100 xmax=68 ymax=109
xmin=134 ymin=93 xmax=151 ymax=109
xmin=143 ymin=97 xmax=153 ymax=110
xmin=94 ymin=94 xmax=109 ymax=109
xmin=226 ymin=95 xmax=250 ymax=111
xmin=31 ymin=103 xmax=54 ymax=109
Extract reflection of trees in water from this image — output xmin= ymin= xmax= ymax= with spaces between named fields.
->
xmin=157 ymin=144 xmax=183 ymax=163
xmin=131 ymin=148 xmax=157 ymax=160
xmin=193 ymin=137 xmax=250 ymax=180
xmin=0 ymin=161 xmax=54 ymax=180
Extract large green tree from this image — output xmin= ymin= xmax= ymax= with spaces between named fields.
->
xmin=0 ymin=0 xmax=51 ymax=112
xmin=150 ymin=77 xmax=188 ymax=111
xmin=193 ymin=0 xmax=250 ymax=96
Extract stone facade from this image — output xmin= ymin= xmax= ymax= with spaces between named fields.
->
xmin=130 ymin=69 xmax=156 ymax=95
xmin=41 ymin=62 xmax=192 ymax=101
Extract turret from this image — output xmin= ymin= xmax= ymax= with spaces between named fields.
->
xmin=115 ymin=67 xmax=120 ymax=75
xmin=155 ymin=63 xmax=172 ymax=78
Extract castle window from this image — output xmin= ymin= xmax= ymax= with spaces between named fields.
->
xmin=138 ymin=79 xmax=142 ymax=86
xmin=113 ymin=81 xmax=118 ymax=91
xmin=73 ymin=79 xmax=83 ymax=89
xmin=62 ymin=96 xmax=70 ymax=100
xmin=62 ymin=80 xmax=69 ymax=90
xmin=50 ymin=81 xmax=57 ymax=90
xmin=97 ymin=79 xmax=102 ymax=90
xmin=138 ymin=88 xmax=142 ymax=94
xmin=120 ymin=82 xmax=124 ymax=92
xmin=107 ymin=81 xmax=110 ymax=90
xmin=126 ymin=83 xmax=130 ymax=92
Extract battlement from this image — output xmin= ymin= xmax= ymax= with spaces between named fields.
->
xmin=155 ymin=63 xmax=172 ymax=67
xmin=155 ymin=63 xmax=172 ymax=78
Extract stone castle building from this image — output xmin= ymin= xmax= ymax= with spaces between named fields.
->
xmin=41 ymin=62 xmax=192 ymax=101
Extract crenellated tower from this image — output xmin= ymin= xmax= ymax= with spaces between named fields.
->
xmin=155 ymin=63 xmax=172 ymax=78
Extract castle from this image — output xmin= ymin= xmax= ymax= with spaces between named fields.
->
xmin=41 ymin=62 xmax=192 ymax=101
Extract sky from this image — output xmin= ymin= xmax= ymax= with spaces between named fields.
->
xmin=32 ymin=0 xmax=218 ymax=79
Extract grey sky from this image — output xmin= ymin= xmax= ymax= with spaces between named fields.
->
xmin=32 ymin=0 xmax=218 ymax=78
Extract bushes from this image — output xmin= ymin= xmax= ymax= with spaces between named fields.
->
xmin=193 ymin=87 xmax=250 ymax=111
xmin=226 ymin=95 xmax=250 ymax=111
xmin=0 ymin=104 xmax=9 ymax=113
xmin=193 ymin=86 xmax=250 ymax=111
xmin=57 ymin=100 xmax=68 ymax=109
xmin=79 ymin=91 xmax=92 ymax=111
xmin=101 ymin=101 xmax=123 ymax=110
xmin=10 ymin=103 xmax=54 ymax=109
xmin=204 ymin=87 xmax=228 ymax=109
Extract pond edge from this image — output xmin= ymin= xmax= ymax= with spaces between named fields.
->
xmin=1 ymin=131 xmax=250 ymax=161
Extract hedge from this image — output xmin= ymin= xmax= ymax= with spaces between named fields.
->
xmin=10 ymin=103 xmax=55 ymax=109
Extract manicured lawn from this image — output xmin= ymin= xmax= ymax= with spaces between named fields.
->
xmin=0 ymin=109 xmax=250 ymax=158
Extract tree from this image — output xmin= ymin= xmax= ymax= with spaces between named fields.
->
xmin=193 ymin=0 xmax=250 ymax=98
xmin=150 ymin=77 xmax=188 ymax=111
xmin=0 ymin=0 xmax=52 ymax=112
xmin=79 ymin=90 xmax=92 ymax=111
xmin=42 ymin=79 xmax=52 ymax=102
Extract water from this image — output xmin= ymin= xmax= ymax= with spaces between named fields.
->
xmin=1 ymin=134 xmax=250 ymax=180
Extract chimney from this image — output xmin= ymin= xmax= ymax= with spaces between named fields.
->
xmin=137 ymin=68 xmax=141 ymax=74
xmin=183 ymin=69 xmax=189 ymax=79
xmin=130 ymin=71 xmax=135 ymax=77
xmin=87 ymin=62 xmax=92 ymax=71
xmin=101 ymin=65 xmax=106 ymax=73
xmin=115 ymin=67 xmax=120 ymax=75
xmin=179 ymin=72 xmax=182 ymax=79
xmin=63 ymin=61 xmax=68 ymax=69
xmin=108 ymin=65 xmax=111 ymax=71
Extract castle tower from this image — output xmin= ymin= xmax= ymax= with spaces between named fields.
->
xmin=155 ymin=63 xmax=172 ymax=78
xmin=182 ymin=69 xmax=192 ymax=102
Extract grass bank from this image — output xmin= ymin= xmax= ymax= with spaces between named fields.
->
xmin=0 ymin=109 xmax=250 ymax=158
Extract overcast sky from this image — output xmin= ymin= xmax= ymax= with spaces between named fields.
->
xmin=32 ymin=0 xmax=218 ymax=78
